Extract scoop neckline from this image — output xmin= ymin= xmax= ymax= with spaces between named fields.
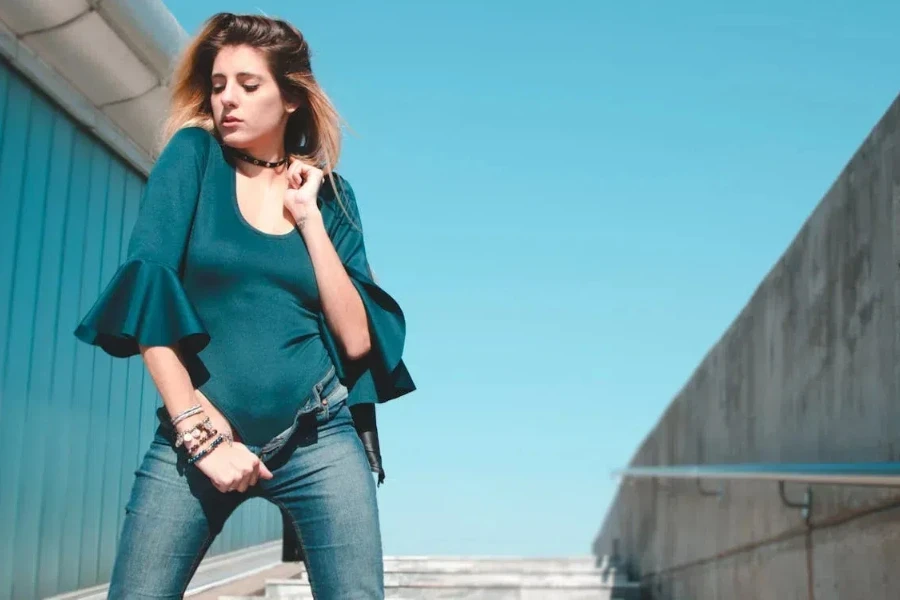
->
xmin=229 ymin=163 xmax=298 ymax=239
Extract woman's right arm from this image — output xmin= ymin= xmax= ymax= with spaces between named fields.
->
xmin=140 ymin=346 xmax=198 ymax=423
xmin=139 ymin=345 xmax=273 ymax=492
xmin=74 ymin=127 xmax=270 ymax=491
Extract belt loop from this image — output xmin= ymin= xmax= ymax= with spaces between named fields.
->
xmin=315 ymin=365 xmax=336 ymax=396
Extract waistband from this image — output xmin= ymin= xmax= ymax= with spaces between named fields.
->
xmin=156 ymin=364 xmax=346 ymax=437
xmin=255 ymin=365 xmax=348 ymax=458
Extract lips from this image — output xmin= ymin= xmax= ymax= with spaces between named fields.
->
xmin=222 ymin=116 xmax=241 ymax=125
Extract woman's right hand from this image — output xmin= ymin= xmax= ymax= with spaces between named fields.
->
xmin=193 ymin=441 xmax=274 ymax=493
xmin=177 ymin=392 xmax=274 ymax=493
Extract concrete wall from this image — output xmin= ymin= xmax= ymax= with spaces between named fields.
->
xmin=593 ymin=93 xmax=900 ymax=600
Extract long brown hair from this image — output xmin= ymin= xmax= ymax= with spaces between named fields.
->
xmin=162 ymin=12 xmax=344 ymax=177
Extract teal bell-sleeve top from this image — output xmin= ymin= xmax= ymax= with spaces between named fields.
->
xmin=74 ymin=127 xmax=212 ymax=358
xmin=318 ymin=176 xmax=416 ymax=403
xmin=74 ymin=127 xmax=415 ymax=445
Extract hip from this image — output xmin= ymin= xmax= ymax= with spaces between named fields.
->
xmin=155 ymin=362 xmax=347 ymax=451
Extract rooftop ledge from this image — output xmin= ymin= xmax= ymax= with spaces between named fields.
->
xmin=0 ymin=0 xmax=189 ymax=175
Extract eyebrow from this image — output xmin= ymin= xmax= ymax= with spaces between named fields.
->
xmin=211 ymin=71 xmax=262 ymax=79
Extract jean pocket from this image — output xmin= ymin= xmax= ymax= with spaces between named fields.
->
xmin=153 ymin=423 xmax=173 ymax=446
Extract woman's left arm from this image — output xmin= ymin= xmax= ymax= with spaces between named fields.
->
xmin=302 ymin=213 xmax=371 ymax=359
xmin=285 ymin=163 xmax=370 ymax=360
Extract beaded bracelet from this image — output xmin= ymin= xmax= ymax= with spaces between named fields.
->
xmin=187 ymin=434 xmax=226 ymax=465
xmin=184 ymin=425 xmax=218 ymax=454
xmin=175 ymin=417 xmax=214 ymax=449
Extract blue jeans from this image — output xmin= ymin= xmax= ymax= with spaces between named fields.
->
xmin=107 ymin=367 xmax=384 ymax=599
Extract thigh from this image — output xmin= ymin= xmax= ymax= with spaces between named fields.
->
xmin=108 ymin=430 xmax=243 ymax=599
xmin=263 ymin=402 xmax=384 ymax=600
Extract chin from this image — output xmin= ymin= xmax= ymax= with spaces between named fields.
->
xmin=217 ymin=128 xmax=252 ymax=147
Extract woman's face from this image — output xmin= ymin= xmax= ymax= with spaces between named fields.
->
xmin=210 ymin=44 xmax=297 ymax=150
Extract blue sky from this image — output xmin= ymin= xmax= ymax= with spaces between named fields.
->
xmin=164 ymin=0 xmax=900 ymax=556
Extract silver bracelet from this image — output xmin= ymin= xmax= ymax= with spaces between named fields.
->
xmin=171 ymin=403 xmax=203 ymax=426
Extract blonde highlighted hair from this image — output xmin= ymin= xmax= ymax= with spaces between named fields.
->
xmin=161 ymin=12 xmax=344 ymax=175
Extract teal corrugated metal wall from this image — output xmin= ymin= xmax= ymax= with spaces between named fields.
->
xmin=0 ymin=59 xmax=282 ymax=600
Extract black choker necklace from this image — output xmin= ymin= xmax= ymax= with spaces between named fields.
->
xmin=227 ymin=147 xmax=288 ymax=168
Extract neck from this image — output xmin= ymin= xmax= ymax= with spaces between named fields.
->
xmin=242 ymin=138 xmax=285 ymax=165
xmin=231 ymin=128 xmax=287 ymax=173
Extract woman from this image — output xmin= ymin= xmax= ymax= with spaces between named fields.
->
xmin=74 ymin=12 xmax=414 ymax=599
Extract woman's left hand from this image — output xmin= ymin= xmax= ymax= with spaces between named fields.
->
xmin=284 ymin=160 xmax=325 ymax=229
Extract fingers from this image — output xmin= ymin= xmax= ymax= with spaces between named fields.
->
xmin=199 ymin=442 xmax=275 ymax=494
xmin=303 ymin=168 xmax=325 ymax=190
xmin=224 ymin=452 xmax=271 ymax=493
xmin=239 ymin=457 xmax=267 ymax=491
xmin=287 ymin=160 xmax=303 ymax=189
xmin=236 ymin=470 xmax=251 ymax=493
xmin=288 ymin=164 xmax=303 ymax=189
xmin=248 ymin=457 xmax=262 ymax=488
xmin=287 ymin=160 xmax=324 ymax=190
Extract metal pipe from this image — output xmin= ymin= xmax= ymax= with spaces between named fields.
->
xmin=612 ymin=462 xmax=900 ymax=487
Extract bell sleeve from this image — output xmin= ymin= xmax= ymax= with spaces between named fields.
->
xmin=74 ymin=127 xmax=212 ymax=358
xmin=321 ymin=175 xmax=416 ymax=402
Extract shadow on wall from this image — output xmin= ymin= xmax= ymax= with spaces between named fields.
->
xmin=595 ymin=539 xmax=644 ymax=600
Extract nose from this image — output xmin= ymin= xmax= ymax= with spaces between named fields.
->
xmin=220 ymin=82 xmax=238 ymax=108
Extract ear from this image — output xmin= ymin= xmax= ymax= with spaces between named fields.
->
xmin=284 ymin=91 xmax=304 ymax=115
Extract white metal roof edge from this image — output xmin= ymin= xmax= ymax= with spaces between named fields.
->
xmin=91 ymin=0 xmax=188 ymax=81
xmin=0 ymin=19 xmax=152 ymax=174
xmin=0 ymin=0 xmax=190 ymax=176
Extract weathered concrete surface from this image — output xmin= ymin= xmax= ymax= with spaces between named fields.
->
xmin=594 ymin=92 xmax=900 ymax=600
xmin=643 ymin=504 xmax=900 ymax=599
xmin=210 ymin=557 xmax=640 ymax=600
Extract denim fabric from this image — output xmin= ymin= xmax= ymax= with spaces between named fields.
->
xmin=109 ymin=368 xmax=383 ymax=599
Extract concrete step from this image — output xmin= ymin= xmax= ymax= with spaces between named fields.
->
xmin=213 ymin=555 xmax=640 ymax=600
xmin=375 ymin=556 xmax=603 ymax=574
xmin=184 ymin=541 xmax=282 ymax=596
xmin=260 ymin=558 xmax=636 ymax=600
xmin=223 ymin=590 xmax=625 ymax=600
xmin=46 ymin=541 xmax=284 ymax=600
xmin=272 ymin=572 xmax=617 ymax=588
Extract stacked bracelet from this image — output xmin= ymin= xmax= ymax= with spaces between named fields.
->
xmin=175 ymin=417 xmax=215 ymax=449
xmin=171 ymin=403 xmax=203 ymax=426
xmin=187 ymin=434 xmax=226 ymax=465
xmin=170 ymin=403 xmax=235 ymax=465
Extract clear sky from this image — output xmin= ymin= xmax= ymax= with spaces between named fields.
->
xmin=163 ymin=0 xmax=900 ymax=557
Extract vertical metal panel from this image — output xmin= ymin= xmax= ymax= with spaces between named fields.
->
xmin=2 ymin=72 xmax=56 ymax=600
xmin=93 ymin=155 xmax=129 ymax=585
xmin=56 ymin=131 xmax=101 ymax=597
xmin=111 ymin=171 xmax=145 ymax=586
xmin=0 ymin=58 xmax=19 ymax=597
xmin=36 ymin=120 xmax=86 ymax=600
xmin=14 ymin=104 xmax=76 ymax=600
xmin=75 ymin=143 xmax=115 ymax=589
xmin=0 ymin=59 xmax=281 ymax=600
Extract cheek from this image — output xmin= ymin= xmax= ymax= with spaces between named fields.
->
xmin=210 ymin=96 xmax=223 ymax=118
xmin=253 ymin=90 xmax=289 ymax=121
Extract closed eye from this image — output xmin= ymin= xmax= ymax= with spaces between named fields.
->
xmin=211 ymin=85 xmax=260 ymax=93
